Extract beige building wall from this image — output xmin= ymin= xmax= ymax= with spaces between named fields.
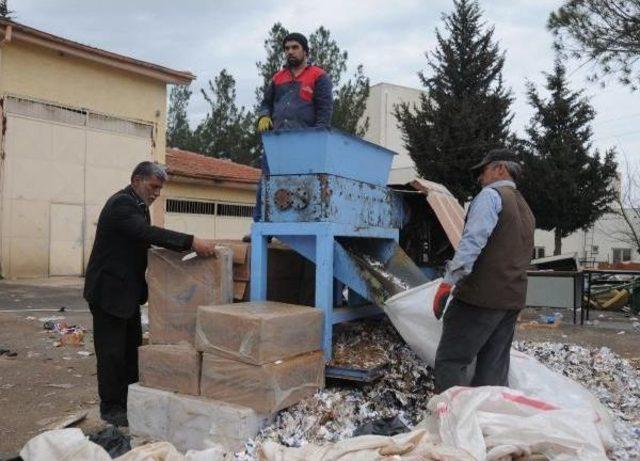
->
xmin=0 ymin=41 xmax=167 ymax=160
xmin=162 ymin=179 xmax=257 ymax=240
xmin=362 ymin=82 xmax=425 ymax=184
xmin=0 ymin=41 xmax=170 ymax=278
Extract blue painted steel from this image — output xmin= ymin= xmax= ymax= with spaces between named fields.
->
xmin=325 ymin=365 xmax=385 ymax=382
xmin=276 ymin=234 xmax=396 ymax=304
xmin=251 ymin=128 xmax=412 ymax=363
xmin=262 ymin=128 xmax=396 ymax=186
xmin=251 ymin=222 xmax=398 ymax=360
xmin=332 ymin=305 xmax=384 ymax=323
xmin=264 ymin=174 xmax=405 ymax=228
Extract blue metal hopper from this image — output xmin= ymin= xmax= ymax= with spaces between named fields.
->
xmin=251 ymin=128 xmax=428 ymax=362
xmin=262 ymin=128 xmax=395 ymax=186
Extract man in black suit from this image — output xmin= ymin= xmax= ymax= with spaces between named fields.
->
xmin=84 ymin=161 xmax=217 ymax=426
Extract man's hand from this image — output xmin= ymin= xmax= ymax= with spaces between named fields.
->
xmin=257 ymin=116 xmax=273 ymax=133
xmin=191 ymin=237 xmax=217 ymax=257
xmin=433 ymin=282 xmax=452 ymax=320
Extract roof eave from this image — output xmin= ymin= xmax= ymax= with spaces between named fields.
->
xmin=167 ymin=171 xmax=258 ymax=189
xmin=0 ymin=20 xmax=195 ymax=84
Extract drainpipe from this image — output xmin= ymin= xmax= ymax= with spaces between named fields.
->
xmin=0 ymin=24 xmax=12 ymax=46
xmin=0 ymin=24 xmax=10 ymax=276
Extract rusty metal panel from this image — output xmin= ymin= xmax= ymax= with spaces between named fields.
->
xmin=264 ymin=174 xmax=405 ymax=228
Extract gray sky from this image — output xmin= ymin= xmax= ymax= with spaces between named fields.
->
xmin=13 ymin=0 xmax=640 ymax=167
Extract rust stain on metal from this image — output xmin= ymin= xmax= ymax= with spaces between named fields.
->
xmin=274 ymin=188 xmax=293 ymax=210
xmin=318 ymin=174 xmax=332 ymax=204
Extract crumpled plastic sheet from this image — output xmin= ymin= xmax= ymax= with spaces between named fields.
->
xmin=512 ymin=340 xmax=640 ymax=461
xmin=234 ymin=320 xmax=640 ymax=461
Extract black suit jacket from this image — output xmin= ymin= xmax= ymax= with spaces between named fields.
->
xmin=84 ymin=185 xmax=193 ymax=319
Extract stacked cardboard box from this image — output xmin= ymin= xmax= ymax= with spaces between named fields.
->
xmin=130 ymin=245 xmax=325 ymax=453
xmin=196 ymin=301 xmax=325 ymax=414
xmin=146 ymin=247 xmax=234 ymax=345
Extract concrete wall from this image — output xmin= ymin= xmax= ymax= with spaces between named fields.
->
xmin=0 ymin=41 xmax=167 ymax=278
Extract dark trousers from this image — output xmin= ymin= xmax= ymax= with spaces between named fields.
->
xmin=434 ymin=298 xmax=519 ymax=393
xmin=90 ymin=304 xmax=142 ymax=415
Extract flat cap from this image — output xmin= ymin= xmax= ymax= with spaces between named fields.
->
xmin=471 ymin=148 xmax=519 ymax=171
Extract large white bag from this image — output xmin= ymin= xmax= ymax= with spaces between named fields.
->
xmin=383 ymin=279 xmax=443 ymax=367
xmin=425 ymin=386 xmax=609 ymax=461
xmin=383 ymin=280 xmax=615 ymax=449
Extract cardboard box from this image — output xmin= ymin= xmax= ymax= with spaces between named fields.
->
xmin=200 ymin=351 xmax=324 ymax=414
xmin=139 ymin=344 xmax=201 ymax=395
xmin=196 ymin=301 xmax=323 ymax=364
xmin=147 ymin=247 xmax=233 ymax=345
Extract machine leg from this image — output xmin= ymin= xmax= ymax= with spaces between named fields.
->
xmin=315 ymin=234 xmax=334 ymax=361
xmin=250 ymin=227 xmax=268 ymax=301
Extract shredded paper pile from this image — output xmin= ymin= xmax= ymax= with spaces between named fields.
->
xmin=236 ymin=319 xmax=640 ymax=460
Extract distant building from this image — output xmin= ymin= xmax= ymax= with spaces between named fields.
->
xmin=361 ymin=82 xmax=424 ymax=184
xmin=362 ymin=81 xmax=640 ymax=266
xmin=162 ymin=148 xmax=259 ymax=240
xmin=534 ymin=212 xmax=640 ymax=266
xmin=0 ymin=19 xmax=194 ymax=278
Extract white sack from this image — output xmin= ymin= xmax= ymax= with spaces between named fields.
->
xmin=425 ymin=386 xmax=609 ymax=461
xmin=20 ymin=428 xmax=111 ymax=461
xmin=259 ymin=428 xmax=474 ymax=461
xmin=383 ymin=279 xmax=615 ymax=449
xmin=19 ymin=428 xmax=227 ymax=461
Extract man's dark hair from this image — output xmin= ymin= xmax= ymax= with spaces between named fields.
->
xmin=130 ymin=161 xmax=167 ymax=182
xmin=283 ymin=32 xmax=309 ymax=53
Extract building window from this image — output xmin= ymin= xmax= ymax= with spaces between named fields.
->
xmin=533 ymin=246 xmax=545 ymax=259
xmin=612 ymin=248 xmax=632 ymax=263
xmin=217 ymin=203 xmax=255 ymax=218
xmin=166 ymin=199 xmax=254 ymax=218
xmin=591 ymin=245 xmax=599 ymax=255
xmin=166 ymin=199 xmax=216 ymax=215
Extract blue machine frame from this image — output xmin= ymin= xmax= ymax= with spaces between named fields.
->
xmin=250 ymin=128 xmax=406 ymax=361
xmin=250 ymin=222 xmax=398 ymax=360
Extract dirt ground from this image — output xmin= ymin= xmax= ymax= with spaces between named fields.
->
xmin=0 ymin=278 xmax=104 ymax=459
xmin=0 ymin=278 xmax=639 ymax=458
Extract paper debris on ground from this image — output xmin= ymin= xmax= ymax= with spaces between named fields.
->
xmin=235 ymin=319 xmax=640 ymax=461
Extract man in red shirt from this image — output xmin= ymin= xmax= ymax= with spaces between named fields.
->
xmin=258 ymin=32 xmax=333 ymax=130
xmin=252 ymin=32 xmax=334 ymax=224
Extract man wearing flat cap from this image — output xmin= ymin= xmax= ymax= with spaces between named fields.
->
xmin=433 ymin=148 xmax=535 ymax=393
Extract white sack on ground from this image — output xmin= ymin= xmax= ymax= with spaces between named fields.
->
xmin=383 ymin=279 xmax=615 ymax=448
xmin=20 ymin=429 xmax=111 ymax=461
xmin=424 ymin=386 xmax=609 ymax=461
xmin=259 ymin=385 xmax=607 ymax=461
xmin=19 ymin=428 xmax=227 ymax=461
xmin=258 ymin=428 xmax=474 ymax=461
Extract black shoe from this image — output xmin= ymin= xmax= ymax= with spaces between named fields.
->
xmin=101 ymin=409 xmax=128 ymax=427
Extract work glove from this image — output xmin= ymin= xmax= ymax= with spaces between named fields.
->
xmin=433 ymin=282 xmax=452 ymax=320
xmin=257 ymin=116 xmax=273 ymax=133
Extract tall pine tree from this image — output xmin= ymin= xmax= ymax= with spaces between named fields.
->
xmin=256 ymin=24 xmax=370 ymax=136
xmin=194 ymin=69 xmax=259 ymax=166
xmin=395 ymin=0 xmax=513 ymax=203
xmin=166 ymin=84 xmax=195 ymax=150
xmin=519 ymin=58 xmax=618 ymax=255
